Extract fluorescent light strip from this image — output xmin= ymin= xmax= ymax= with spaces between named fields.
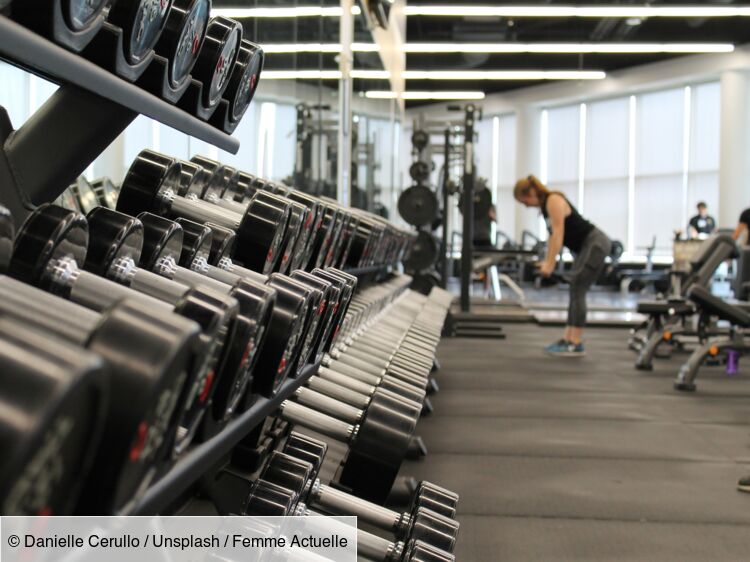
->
xmin=212 ymin=6 xmax=360 ymax=18
xmin=365 ymin=91 xmax=486 ymax=100
xmin=403 ymin=43 xmax=735 ymax=54
xmin=404 ymin=5 xmax=750 ymax=17
xmin=260 ymin=42 xmax=734 ymax=54
xmin=261 ymin=43 xmax=379 ymax=54
xmin=262 ymin=70 xmax=605 ymax=80
xmin=262 ymin=70 xmax=389 ymax=80
xmin=403 ymin=70 xmax=606 ymax=80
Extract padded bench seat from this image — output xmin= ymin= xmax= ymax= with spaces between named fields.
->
xmin=688 ymin=286 xmax=750 ymax=328
xmin=637 ymin=300 xmax=694 ymax=316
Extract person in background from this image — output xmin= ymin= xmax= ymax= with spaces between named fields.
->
xmin=513 ymin=175 xmax=611 ymax=357
xmin=731 ymin=207 xmax=750 ymax=245
xmin=687 ymin=202 xmax=716 ymax=239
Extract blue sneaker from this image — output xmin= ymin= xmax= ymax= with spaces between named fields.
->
xmin=544 ymin=339 xmax=586 ymax=357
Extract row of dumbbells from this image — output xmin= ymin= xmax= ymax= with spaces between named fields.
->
xmin=204 ymin=431 xmax=459 ymax=561
xmin=0 ymin=200 xmax=361 ymax=515
xmin=275 ymin=281 xmax=453 ymax=507
xmin=0 ymin=186 xmax=420 ymax=516
xmin=106 ymin=149 xmax=415 ymax=276
xmin=0 ymin=197 xmax=449 ymax=521
xmin=3 ymin=0 xmax=262 ymax=132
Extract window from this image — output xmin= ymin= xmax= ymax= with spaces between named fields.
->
xmin=495 ymin=115 xmax=517 ymax=244
xmin=543 ymin=104 xmax=581 ymax=206
xmin=540 ymin=82 xmax=720 ymax=257
xmin=688 ymin=82 xmax=720 ymax=219
xmin=584 ymin=97 xmax=629 ymax=246
xmin=634 ymin=88 xmax=686 ymax=253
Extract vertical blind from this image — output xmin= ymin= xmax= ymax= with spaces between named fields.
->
xmin=542 ymin=82 xmax=720 ymax=256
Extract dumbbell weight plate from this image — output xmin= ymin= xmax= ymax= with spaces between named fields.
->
xmin=0 ymin=320 xmax=107 ymax=515
xmin=0 ymin=278 xmax=200 ymax=513
xmin=224 ymin=39 xmax=264 ymax=123
xmin=155 ymin=0 xmax=210 ymax=90
xmin=411 ymin=129 xmax=429 ymax=151
xmin=107 ymin=0 xmax=173 ymax=65
xmin=409 ymin=161 xmax=430 ymax=183
xmin=191 ymin=16 xmax=242 ymax=108
xmin=398 ymin=186 xmax=439 ymax=228
xmin=65 ymin=0 xmax=110 ymax=31
xmin=0 ymin=206 xmax=12 ymax=273
xmin=268 ymin=273 xmax=321 ymax=374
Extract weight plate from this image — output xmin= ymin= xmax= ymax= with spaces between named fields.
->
xmin=64 ymin=0 xmax=109 ymax=31
xmin=0 ymin=206 xmax=14 ymax=274
xmin=72 ymin=177 xmax=99 ymax=214
xmin=9 ymin=204 xmax=88 ymax=290
xmin=259 ymin=451 xmax=311 ymax=500
xmin=411 ymin=129 xmax=429 ymax=151
xmin=282 ymin=432 xmax=327 ymax=482
xmin=155 ymin=0 xmax=210 ymax=89
xmin=192 ymin=16 xmax=242 ymax=108
xmin=205 ymin=223 xmax=236 ymax=264
xmin=225 ymin=40 xmax=264 ymax=122
xmin=0 ymin=320 xmax=106 ymax=515
xmin=83 ymin=207 xmax=144 ymax=277
xmin=236 ymin=191 xmax=290 ymax=274
xmin=404 ymin=231 xmax=439 ymax=272
xmin=177 ymin=160 xmax=212 ymax=197
xmin=174 ymin=217 xmax=211 ymax=265
xmin=136 ymin=212 xmax=184 ymax=268
xmin=398 ymin=185 xmax=439 ymax=227
xmin=91 ymin=177 xmax=119 ymax=209
xmin=108 ymin=0 xmax=172 ymax=65
xmin=409 ymin=161 xmax=430 ymax=182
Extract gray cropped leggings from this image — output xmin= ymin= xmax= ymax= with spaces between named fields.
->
xmin=568 ymin=228 xmax=611 ymax=328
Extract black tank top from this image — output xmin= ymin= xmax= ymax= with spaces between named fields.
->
xmin=541 ymin=192 xmax=595 ymax=254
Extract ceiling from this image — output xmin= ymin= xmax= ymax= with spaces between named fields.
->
xmin=215 ymin=1 xmax=750 ymax=105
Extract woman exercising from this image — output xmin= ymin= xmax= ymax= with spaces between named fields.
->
xmin=514 ymin=175 xmax=611 ymax=356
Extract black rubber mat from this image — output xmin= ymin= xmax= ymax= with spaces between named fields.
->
xmin=401 ymin=323 xmax=750 ymax=560
xmin=455 ymin=515 xmax=750 ymax=562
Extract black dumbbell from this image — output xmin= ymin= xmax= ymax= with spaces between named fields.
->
xmin=83 ymin=207 xmax=273 ymax=439
xmin=282 ymin=433 xmax=457 ymax=519
xmin=209 ymin=39 xmax=264 ymax=134
xmin=184 ymin=160 xmax=311 ymax=275
xmin=106 ymin=0 xmax=173 ymax=66
xmin=276 ymin=380 xmax=420 ymax=503
xmin=144 ymin=214 xmax=314 ymax=391
xmin=12 ymin=0 xmax=111 ymax=51
xmin=153 ymin=0 xmax=210 ymax=91
xmin=0 ymin=276 xmax=200 ymax=514
xmin=264 ymin=445 xmax=459 ymax=552
xmin=0 ymin=319 xmax=108 ymax=515
xmin=228 ymin=478 xmax=454 ymax=562
xmin=8 ymin=204 xmax=235 ymax=456
xmin=186 ymin=16 xmax=242 ymax=112
xmin=117 ymin=150 xmax=290 ymax=274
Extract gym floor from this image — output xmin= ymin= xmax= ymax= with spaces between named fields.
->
xmin=401 ymin=323 xmax=750 ymax=561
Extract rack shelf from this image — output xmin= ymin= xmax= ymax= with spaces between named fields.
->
xmin=0 ymin=16 xmax=239 ymax=154
xmin=130 ymin=361 xmax=320 ymax=515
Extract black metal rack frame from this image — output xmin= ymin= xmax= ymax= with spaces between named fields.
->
xmin=0 ymin=15 xmax=239 ymax=222
xmin=130 ymin=362 xmax=320 ymax=515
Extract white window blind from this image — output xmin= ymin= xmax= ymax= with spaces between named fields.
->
xmin=545 ymin=104 xmax=580 ymax=206
xmin=584 ymin=97 xmax=630 ymax=245
xmin=634 ymin=88 xmax=686 ymax=253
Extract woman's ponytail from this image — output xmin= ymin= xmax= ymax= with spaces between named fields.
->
xmin=513 ymin=174 xmax=550 ymax=202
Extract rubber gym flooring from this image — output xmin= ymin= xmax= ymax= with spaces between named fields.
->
xmin=400 ymin=323 xmax=750 ymax=561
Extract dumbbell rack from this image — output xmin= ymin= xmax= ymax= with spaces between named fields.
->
xmin=0 ymin=15 xmax=239 ymax=222
xmin=130 ymin=362 xmax=320 ymax=515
